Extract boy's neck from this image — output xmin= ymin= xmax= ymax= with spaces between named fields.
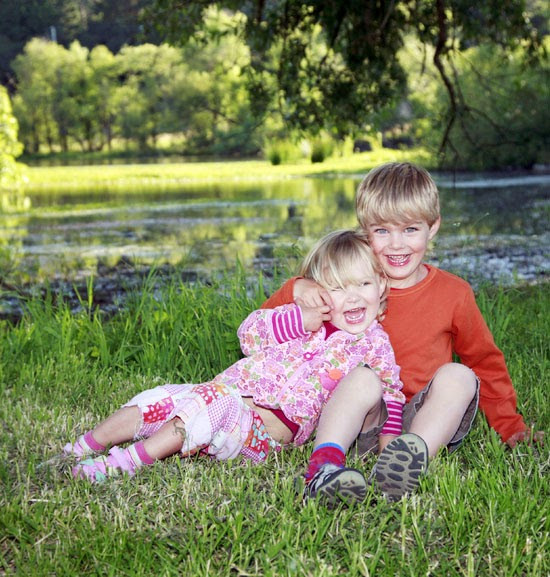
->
xmin=388 ymin=263 xmax=430 ymax=289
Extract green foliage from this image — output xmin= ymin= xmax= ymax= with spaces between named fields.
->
xmin=7 ymin=3 xmax=548 ymax=168
xmin=309 ymin=133 xmax=336 ymax=164
xmin=0 ymin=0 xmax=155 ymax=85
xmin=0 ymin=86 xmax=28 ymax=213
xmin=0 ymin=277 xmax=547 ymax=575
xmin=12 ymin=12 xmax=259 ymax=158
xmin=144 ymin=0 xmax=544 ymax=147
xmin=437 ymin=42 xmax=549 ymax=169
xmin=263 ymin=139 xmax=303 ymax=165
xmin=398 ymin=34 xmax=549 ymax=169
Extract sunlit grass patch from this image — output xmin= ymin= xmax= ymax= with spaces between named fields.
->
xmin=23 ymin=149 xmax=432 ymax=194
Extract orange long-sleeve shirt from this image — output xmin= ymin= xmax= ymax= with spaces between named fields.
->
xmin=262 ymin=265 xmax=527 ymax=443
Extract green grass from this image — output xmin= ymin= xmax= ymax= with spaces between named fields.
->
xmin=22 ymin=148 xmax=432 ymax=195
xmin=0 ymin=273 xmax=548 ymax=576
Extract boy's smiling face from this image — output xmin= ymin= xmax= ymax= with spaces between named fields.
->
xmin=367 ymin=218 xmax=440 ymax=289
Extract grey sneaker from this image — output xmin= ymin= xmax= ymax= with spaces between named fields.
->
xmin=305 ymin=463 xmax=367 ymax=506
xmin=370 ymin=433 xmax=429 ymax=502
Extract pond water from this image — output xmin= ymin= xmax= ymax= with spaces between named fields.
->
xmin=0 ymin=171 xmax=548 ymax=318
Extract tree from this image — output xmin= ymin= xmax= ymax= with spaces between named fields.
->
xmin=0 ymin=86 xmax=28 ymax=213
xmin=0 ymin=0 xmax=61 ymax=88
xmin=50 ymin=41 xmax=99 ymax=153
xmin=171 ymin=8 xmax=257 ymax=155
xmin=426 ymin=40 xmax=550 ymax=169
xmin=0 ymin=0 xmax=157 ymax=88
xmin=11 ymin=38 xmax=63 ymax=154
xmin=10 ymin=29 xmax=257 ymax=156
xmin=143 ymin=0 xmax=545 ymax=158
xmin=88 ymin=45 xmax=119 ymax=151
xmin=114 ymin=44 xmax=186 ymax=150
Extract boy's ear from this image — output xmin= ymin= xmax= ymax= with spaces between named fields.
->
xmin=428 ymin=217 xmax=441 ymax=240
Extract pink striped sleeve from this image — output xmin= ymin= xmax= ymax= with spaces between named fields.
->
xmin=380 ymin=400 xmax=403 ymax=436
xmin=271 ymin=306 xmax=308 ymax=343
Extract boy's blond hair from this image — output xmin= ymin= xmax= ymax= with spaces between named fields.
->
xmin=299 ymin=229 xmax=386 ymax=296
xmin=356 ymin=162 xmax=440 ymax=228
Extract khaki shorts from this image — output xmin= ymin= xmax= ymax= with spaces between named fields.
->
xmin=354 ymin=376 xmax=480 ymax=457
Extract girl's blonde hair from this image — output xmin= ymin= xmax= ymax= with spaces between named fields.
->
xmin=356 ymin=162 xmax=440 ymax=227
xmin=299 ymin=229 xmax=385 ymax=293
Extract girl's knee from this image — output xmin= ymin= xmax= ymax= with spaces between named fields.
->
xmin=340 ymin=365 xmax=383 ymax=402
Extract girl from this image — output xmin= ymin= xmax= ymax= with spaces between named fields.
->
xmin=65 ymin=229 xmax=404 ymax=503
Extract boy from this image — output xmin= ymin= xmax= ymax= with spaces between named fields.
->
xmin=263 ymin=162 xmax=544 ymax=503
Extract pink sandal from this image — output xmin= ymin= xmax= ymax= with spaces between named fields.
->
xmin=72 ymin=446 xmax=135 ymax=483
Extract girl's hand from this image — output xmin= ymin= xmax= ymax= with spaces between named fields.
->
xmin=295 ymin=297 xmax=332 ymax=332
xmin=293 ymin=278 xmax=333 ymax=309
xmin=506 ymin=427 xmax=544 ymax=448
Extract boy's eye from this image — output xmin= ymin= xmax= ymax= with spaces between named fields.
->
xmin=405 ymin=226 xmax=419 ymax=233
xmin=373 ymin=228 xmax=388 ymax=234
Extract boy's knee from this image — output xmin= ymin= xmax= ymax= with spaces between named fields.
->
xmin=433 ymin=362 xmax=477 ymax=400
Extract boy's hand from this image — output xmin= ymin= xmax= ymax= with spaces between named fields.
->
xmin=293 ymin=278 xmax=333 ymax=309
xmin=506 ymin=427 xmax=544 ymax=448
xmin=295 ymin=297 xmax=332 ymax=332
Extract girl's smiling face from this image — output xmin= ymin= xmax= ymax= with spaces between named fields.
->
xmin=367 ymin=218 xmax=440 ymax=288
xmin=324 ymin=256 xmax=386 ymax=334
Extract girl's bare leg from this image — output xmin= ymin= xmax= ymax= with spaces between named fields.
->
xmin=303 ymin=366 xmax=383 ymax=504
xmin=91 ymin=409 xmax=186 ymax=459
xmin=89 ymin=406 xmax=142 ymax=447
xmin=141 ymin=418 xmax=186 ymax=460
xmin=72 ymin=416 xmax=186 ymax=482
xmin=313 ymin=366 xmax=383 ymax=452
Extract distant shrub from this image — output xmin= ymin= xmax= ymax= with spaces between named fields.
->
xmin=263 ymin=139 xmax=300 ymax=165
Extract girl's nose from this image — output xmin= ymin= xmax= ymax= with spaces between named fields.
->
xmin=345 ymin=286 xmax=360 ymax=301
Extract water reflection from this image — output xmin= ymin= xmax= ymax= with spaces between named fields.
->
xmin=0 ymin=173 xmax=548 ymax=289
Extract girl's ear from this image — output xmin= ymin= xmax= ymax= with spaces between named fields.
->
xmin=428 ymin=217 xmax=441 ymax=240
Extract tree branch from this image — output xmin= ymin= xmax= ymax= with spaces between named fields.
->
xmin=433 ymin=0 xmax=457 ymax=157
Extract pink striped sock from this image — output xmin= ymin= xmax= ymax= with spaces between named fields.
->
xmin=64 ymin=430 xmax=106 ymax=457
xmin=127 ymin=441 xmax=156 ymax=468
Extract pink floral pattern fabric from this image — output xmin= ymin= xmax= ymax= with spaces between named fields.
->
xmin=215 ymin=304 xmax=404 ymax=446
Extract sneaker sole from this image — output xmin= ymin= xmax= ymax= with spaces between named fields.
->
xmin=371 ymin=433 xmax=428 ymax=502
xmin=314 ymin=468 xmax=368 ymax=506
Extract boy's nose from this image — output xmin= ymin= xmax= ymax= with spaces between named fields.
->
xmin=388 ymin=232 xmax=404 ymax=249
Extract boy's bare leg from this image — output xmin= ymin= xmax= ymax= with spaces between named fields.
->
xmin=408 ymin=362 xmax=477 ymax=457
xmin=314 ymin=366 xmax=383 ymax=452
